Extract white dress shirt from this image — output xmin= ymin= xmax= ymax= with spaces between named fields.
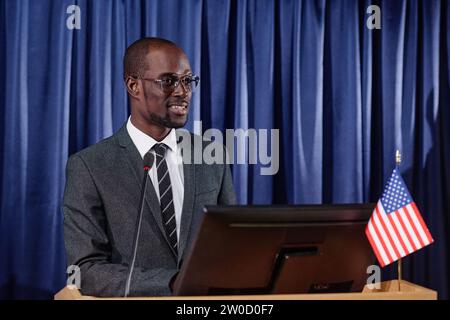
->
xmin=127 ymin=117 xmax=184 ymax=240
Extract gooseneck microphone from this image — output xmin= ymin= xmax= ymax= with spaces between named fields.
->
xmin=124 ymin=151 xmax=155 ymax=297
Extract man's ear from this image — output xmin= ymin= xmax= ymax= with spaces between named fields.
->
xmin=125 ymin=76 xmax=140 ymax=99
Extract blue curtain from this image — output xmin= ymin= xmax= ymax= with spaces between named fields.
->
xmin=1 ymin=0 xmax=449 ymax=299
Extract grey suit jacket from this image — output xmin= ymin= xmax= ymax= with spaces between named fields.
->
xmin=63 ymin=124 xmax=236 ymax=297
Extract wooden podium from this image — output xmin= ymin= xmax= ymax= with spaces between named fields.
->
xmin=55 ymin=280 xmax=437 ymax=300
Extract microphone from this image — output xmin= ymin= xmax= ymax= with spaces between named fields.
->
xmin=124 ymin=151 xmax=155 ymax=297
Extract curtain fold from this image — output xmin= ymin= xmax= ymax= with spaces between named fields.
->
xmin=0 ymin=0 xmax=449 ymax=299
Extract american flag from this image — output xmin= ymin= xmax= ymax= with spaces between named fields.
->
xmin=365 ymin=167 xmax=434 ymax=267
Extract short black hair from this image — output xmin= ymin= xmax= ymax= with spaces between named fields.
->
xmin=123 ymin=37 xmax=179 ymax=79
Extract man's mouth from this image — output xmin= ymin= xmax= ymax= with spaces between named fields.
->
xmin=168 ymin=103 xmax=188 ymax=116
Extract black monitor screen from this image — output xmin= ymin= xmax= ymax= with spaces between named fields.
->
xmin=174 ymin=204 xmax=376 ymax=296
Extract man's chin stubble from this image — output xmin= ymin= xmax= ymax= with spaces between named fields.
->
xmin=149 ymin=113 xmax=188 ymax=129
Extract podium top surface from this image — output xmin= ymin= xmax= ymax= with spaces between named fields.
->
xmin=55 ymin=280 xmax=437 ymax=300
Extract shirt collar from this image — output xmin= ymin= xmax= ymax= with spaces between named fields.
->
xmin=126 ymin=117 xmax=178 ymax=158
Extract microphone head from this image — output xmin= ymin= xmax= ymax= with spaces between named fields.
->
xmin=143 ymin=151 xmax=155 ymax=171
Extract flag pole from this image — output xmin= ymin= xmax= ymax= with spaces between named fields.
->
xmin=396 ymin=150 xmax=402 ymax=292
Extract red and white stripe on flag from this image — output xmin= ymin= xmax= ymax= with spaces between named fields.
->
xmin=365 ymin=201 xmax=434 ymax=267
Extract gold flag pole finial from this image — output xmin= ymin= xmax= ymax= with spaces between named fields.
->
xmin=396 ymin=150 xmax=402 ymax=291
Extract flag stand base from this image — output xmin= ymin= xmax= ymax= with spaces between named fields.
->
xmin=362 ymin=280 xmax=436 ymax=299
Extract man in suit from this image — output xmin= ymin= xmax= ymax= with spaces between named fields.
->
xmin=63 ymin=37 xmax=236 ymax=297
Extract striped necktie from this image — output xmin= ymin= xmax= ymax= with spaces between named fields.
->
xmin=152 ymin=143 xmax=178 ymax=256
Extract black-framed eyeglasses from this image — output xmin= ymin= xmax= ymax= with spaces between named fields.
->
xmin=134 ymin=73 xmax=200 ymax=94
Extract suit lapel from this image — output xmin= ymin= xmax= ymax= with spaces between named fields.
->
xmin=116 ymin=125 xmax=176 ymax=258
xmin=177 ymin=132 xmax=196 ymax=262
